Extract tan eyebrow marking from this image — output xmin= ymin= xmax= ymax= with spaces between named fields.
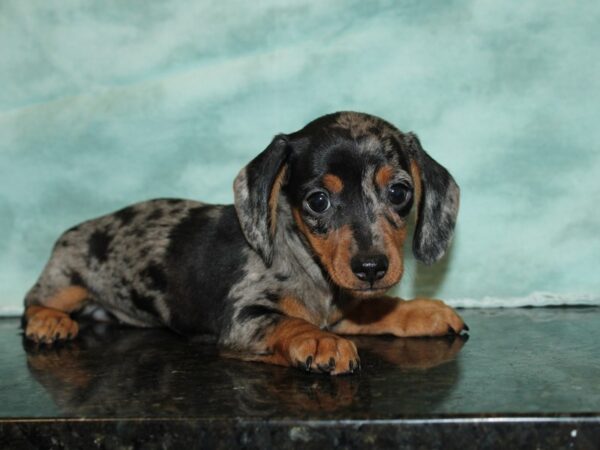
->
xmin=375 ymin=165 xmax=395 ymax=188
xmin=323 ymin=173 xmax=343 ymax=194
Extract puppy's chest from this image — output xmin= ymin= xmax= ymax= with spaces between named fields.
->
xmin=273 ymin=276 xmax=339 ymax=328
xmin=234 ymin=236 xmax=340 ymax=328
xmin=232 ymin=270 xmax=334 ymax=329
xmin=275 ymin=274 xmax=359 ymax=329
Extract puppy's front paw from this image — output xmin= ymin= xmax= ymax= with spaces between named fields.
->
xmin=25 ymin=307 xmax=79 ymax=344
xmin=288 ymin=333 xmax=360 ymax=376
xmin=397 ymin=298 xmax=467 ymax=337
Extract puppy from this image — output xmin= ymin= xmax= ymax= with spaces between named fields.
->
xmin=22 ymin=111 xmax=465 ymax=375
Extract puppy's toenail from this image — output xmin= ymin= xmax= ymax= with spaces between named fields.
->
xmin=305 ymin=356 xmax=313 ymax=371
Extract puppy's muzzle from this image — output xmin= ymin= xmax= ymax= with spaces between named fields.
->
xmin=350 ymin=253 xmax=389 ymax=285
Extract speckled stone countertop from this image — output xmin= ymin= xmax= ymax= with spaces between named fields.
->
xmin=1 ymin=308 xmax=599 ymax=449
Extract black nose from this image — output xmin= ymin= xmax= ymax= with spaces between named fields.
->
xmin=350 ymin=254 xmax=389 ymax=285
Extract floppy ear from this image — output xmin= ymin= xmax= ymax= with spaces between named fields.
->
xmin=403 ymin=133 xmax=460 ymax=265
xmin=233 ymin=134 xmax=290 ymax=266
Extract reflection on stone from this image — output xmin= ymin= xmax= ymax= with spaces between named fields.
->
xmin=24 ymin=322 xmax=466 ymax=418
xmin=352 ymin=334 xmax=468 ymax=370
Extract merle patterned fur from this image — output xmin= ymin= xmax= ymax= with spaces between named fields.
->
xmin=23 ymin=112 xmax=459 ymax=355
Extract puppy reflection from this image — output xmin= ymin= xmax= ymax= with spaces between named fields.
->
xmin=24 ymin=324 xmax=467 ymax=417
xmin=354 ymin=334 xmax=468 ymax=370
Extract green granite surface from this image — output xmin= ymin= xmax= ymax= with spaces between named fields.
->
xmin=1 ymin=308 xmax=599 ymax=420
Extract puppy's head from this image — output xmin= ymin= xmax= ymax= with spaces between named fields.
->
xmin=234 ymin=112 xmax=459 ymax=297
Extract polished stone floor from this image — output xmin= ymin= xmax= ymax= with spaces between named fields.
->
xmin=1 ymin=307 xmax=599 ymax=420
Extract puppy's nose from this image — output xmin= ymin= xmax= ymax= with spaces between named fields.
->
xmin=351 ymin=254 xmax=388 ymax=285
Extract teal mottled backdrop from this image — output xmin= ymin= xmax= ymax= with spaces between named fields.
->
xmin=1 ymin=1 xmax=599 ymax=313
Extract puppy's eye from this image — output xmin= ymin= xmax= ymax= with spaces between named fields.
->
xmin=388 ymin=183 xmax=412 ymax=206
xmin=305 ymin=191 xmax=331 ymax=214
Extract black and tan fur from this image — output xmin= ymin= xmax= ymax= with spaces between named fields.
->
xmin=23 ymin=112 xmax=465 ymax=375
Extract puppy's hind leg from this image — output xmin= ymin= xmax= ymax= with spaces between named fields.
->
xmin=23 ymin=244 xmax=91 ymax=345
xmin=24 ymin=285 xmax=88 ymax=345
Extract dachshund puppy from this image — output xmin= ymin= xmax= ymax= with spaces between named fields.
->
xmin=23 ymin=111 xmax=465 ymax=375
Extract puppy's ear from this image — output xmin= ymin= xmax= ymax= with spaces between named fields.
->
xmin=234 ymin=134 xmax=290 ymax=266
xmin=403 ymin=133 xmax=460 ymax=265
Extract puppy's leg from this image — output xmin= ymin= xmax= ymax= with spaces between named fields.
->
xmin=24 ymin=286 xmax=88 ymax=344
xmin=260 ymin=317 xmax=361 ymax=375
xmin=223 ymin=310 xmax=360 ymax=375
xmin=23 ymin=243 xmax=90 ymax=344
xmin=332 ymin=296 xmax=467 ymax=337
